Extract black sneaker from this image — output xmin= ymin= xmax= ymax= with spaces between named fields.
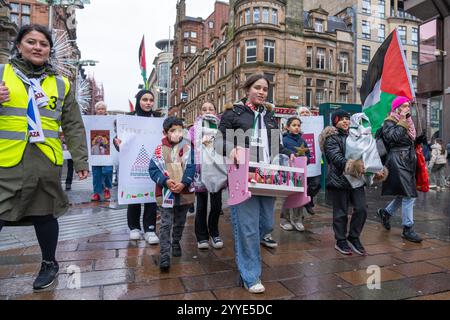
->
xmin=33 ymin=261 xmax=59 ymax=291
xmin=402 ymin=226 xmax=423 ymax=243
xmin=188 ymin=205 xmax=195 ymax=213
xmin=65 ymin=184 xmax=71 ymax=191
xmin=260 ymin=235 xmax=278 ymax=248
xmin=334 ymin=240 xmax=352 ymax=255
xmin=377 ymin=208 xmax=391 ymax=230
xmin=347 ymin=237 xmax=367 ymax=256
xmin=172 ymin=242 xmax=182 ymax=257
xmin=305 ymin=203 xmax=316 ymax=215
xmin=159 ymin=256 xmax=170 ymax=272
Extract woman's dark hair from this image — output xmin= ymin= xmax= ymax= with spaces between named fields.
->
xmin=435 ymin=138 xmax=445 ymax=155
xmin=163 ymin=116 xmax=184 ymax=133
xmin=286 ymin=117 xmax=301 ymax=128
xmin=12 ymin=24 xmax=53 ymax=56
xmin=242 ymin=73 xmax=270 ymax=92
xmin=199 ymin=101 xmax=216 ymax=111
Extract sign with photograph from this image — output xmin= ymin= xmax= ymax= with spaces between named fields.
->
xmin=82 ymin=115 xmax=118 ymax=166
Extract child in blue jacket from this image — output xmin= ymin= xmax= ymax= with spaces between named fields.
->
xmin=280 ymin=117 xmax=311 ymax=232
xmin=149 ymin=117 xmax=195 ymax=272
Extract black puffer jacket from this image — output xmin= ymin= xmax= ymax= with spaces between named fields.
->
xmin=320 ymin=126 xmax=352 ymax=190
xmin=218 ymin=99 xmax=292 ymax=160
xmin=381 ymin=117 xmax=417 ymax=198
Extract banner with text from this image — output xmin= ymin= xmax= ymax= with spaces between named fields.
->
xmin=299 ymin=116 xmax=324 ymax=177
xmin=117 ymin=115 xmax=164 ymax=205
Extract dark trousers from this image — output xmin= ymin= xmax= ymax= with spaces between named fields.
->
xmin=307 ymin=175 xmax=322 ymax=206
xmin=329 ymin=187 xmax=367 ymax=241
xmin=0 ymin=216 xmax=59 ymax=262
xmin=159 ymin=205 xmax=190 ymax=261
xmin=127 ymin=203 xmax=157 ymax=233
xmin=66 ymin=159 xmax=74 ymax=185
xmin=194 ymin=191 xmax=222 ymax=242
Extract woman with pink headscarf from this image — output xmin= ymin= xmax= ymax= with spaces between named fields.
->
xmin=376 ymin=96 xmax=422 ymax=243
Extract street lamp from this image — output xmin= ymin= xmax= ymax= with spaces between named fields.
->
xmin=37 ymin=0 xmax=90 ymax=29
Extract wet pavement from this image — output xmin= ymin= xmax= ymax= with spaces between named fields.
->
xmin=0 ymin=175 xmax=449 ymax=300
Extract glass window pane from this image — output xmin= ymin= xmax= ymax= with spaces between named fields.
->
xmin=22 ymin=5 xmax=31 ymax=14
xmin=254 ymin=8 xmax=260 ymax=23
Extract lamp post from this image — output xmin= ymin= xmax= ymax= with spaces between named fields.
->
xmin=37 ymin=0 xmax=90 ymax=29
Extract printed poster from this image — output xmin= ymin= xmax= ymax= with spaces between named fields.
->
xmin=82 ymin=115 xmax=118 ymax=166
xmin=299 ymin=116 xmax=324 ymax=177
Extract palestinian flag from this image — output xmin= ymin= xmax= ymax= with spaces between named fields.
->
xmin=128 ymin=99 xmax=134 ymax=113
xmin=138 ymin=35 xmax=148 ymax=89
xmin=360 ymin=29 xmax=416 ymax=134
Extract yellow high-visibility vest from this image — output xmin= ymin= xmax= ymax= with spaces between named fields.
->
xmin=0 ymin=64 xmax=70 ymax=167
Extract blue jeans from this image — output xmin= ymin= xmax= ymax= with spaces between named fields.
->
xmin=385 ymin=197 xmax=416 ymax=227
xmin=230 ymin=196 xmax=275 ymax=288
xmin=92 ymin=166 xmax=113 ymax=194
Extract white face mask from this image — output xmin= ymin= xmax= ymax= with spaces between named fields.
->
xmin=169 ymin=129 xmax=183 ymax=143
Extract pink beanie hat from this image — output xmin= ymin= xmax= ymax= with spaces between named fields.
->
xmin=391 ymin=96 xmax=410 ymax=112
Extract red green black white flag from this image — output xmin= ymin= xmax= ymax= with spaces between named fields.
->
xmin=139 ymin=35 xmax=148 ymax=89
xmin=360 ymin=29 xmax=416 ymax=133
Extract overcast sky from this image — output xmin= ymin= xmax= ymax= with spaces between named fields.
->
xmin=76 ymin=0 xmax=225 ymax=112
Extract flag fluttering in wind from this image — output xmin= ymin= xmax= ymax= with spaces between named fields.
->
xmin=360 ymin=29 xmax=416 ymax=134
xmin=139 ymin=35 xmax=148 ymax=89
xmin=128 ymin=100 xmax=135 ymax=113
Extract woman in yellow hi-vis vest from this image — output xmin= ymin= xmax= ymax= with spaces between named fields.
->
xmin=0 ymin=25 xmax=89 ymax=291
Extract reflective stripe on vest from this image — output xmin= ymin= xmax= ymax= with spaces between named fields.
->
xmin=0 ymin=64 xmax=70 ymax=167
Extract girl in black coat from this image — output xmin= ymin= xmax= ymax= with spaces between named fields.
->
xmin=113 ymin=90 xmax=161 ymax=244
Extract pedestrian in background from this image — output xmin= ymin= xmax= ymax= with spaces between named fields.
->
xmin=90 ymin=101 xmax=114 ymax=201
xmin=429 ymin=138 xmax=448 ymax=191
xmin=0 ymin=24 xmax=89 ymax=290
xmin=114 ymin=90 xmax=161 ymax=244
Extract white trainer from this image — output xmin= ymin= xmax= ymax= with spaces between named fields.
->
xmin=144 ymin=232 xmax=160 ymax=245
xmin=245 ymin=280 xmax=265 ymax=294
xmin=210 ymin=237 xmax=224 ymax=249
xmin=293 ymin=221 xmax=305 ymax=232
xmin=197 ymin=240 xmax=209 ymax=249
xmin=280 ymin=220 xmax=294 ymax=231
xmin=129 ymin=229 xmax=141 ymax=240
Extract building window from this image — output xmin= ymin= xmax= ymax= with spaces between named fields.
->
xmin=362 ymin=20 xmax=371 ymax=39
xmin=340 ymin=82 xmax=348 ymax=91
xmin=264 ymin=40 xmax=275 ymax=63
xmin=239 ymin=12 xmax=244 ymax=27
xmin=209 ymin=21 xmax=214 ymax=29
xmin=339 ymin=93 xmax=348 ymax=103
xmin=362 ymin=45 xmax=371 ymax=64
xmin=253 ymin=7 xmax=260 ymax=23
xmin=378 ymin=24 xmax=385 ymax=42
xmin=412 ymin=51 xmax=419 ymax=69
xmin=398 ymin=26 xmax=407 ymax=45
xmin=306 ymin=89 xmax=312 ymax=107
xmin=272 ymin=8 xmax=278 ymax=24
xmin=316 ymin=79 xmax=326 ymax=88
xmin=158 ymin=63 xmax=169 ymax=89
xmin=315 ymin=19 xmax=324 ymax=33
xmin=263 ymin=7 xmax=270 ymax=23
xmin=329 ymin=50 xmax=333 ymax=71
xmin=236 ymin=46 xmax=241 ymax=66
xmin=184 ymin=45 xmax=189 ymax=53
xmin=412 ymin=75 xmax=418 ymax=90
xmin=362 ymin=69 xmax=367 ymax=82
xmin=339 ymin=52 xmax=348 ymax=73
xmin=419 ymin=20 xmax=437 ymax=64
xmin=191 ymin=31 xmax=197 ymax=38
xmin=190 ymin=46 xmax=197 ymax=54
xmin=245 ymin=9 xmax=251 ymax=24
xmin=246 ymin=39 xmax=257 ymax=63
xmin=377 ymin=0 xmax=385 ymax=17
xmin=264 ymin=73 xmax=275 ymax=103
xmin=362 ymin=0 xmax=371 ymax=14
xmin=306 ymin=47 xmax=313 ymax=68
xmin=316 ymin=89 xmax=324 ymax=106
xmin=223 ymin=57 xmax=227 ymax=75
xmin=218 ymin=59 xmax=222 ymax=78
xmin=10 ymin=3 xmax=31 ymax=28
xmin=412 ymin=27 xmax=418 ymax=45
xmin=306 ymin=78 xmax=312 ymax=86
xmin=184 ymin=32 xmax=189 ymax=38
xmin=316 ymin=48 xmax=325 ymax=70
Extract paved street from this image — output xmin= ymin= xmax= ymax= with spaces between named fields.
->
xmin=0 ymin=176 xmax=449 ymax=300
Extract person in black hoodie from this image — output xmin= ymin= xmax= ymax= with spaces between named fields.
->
xmin=113 ymin=90 xmax=161 ymax=244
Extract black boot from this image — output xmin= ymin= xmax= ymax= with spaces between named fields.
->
xmin=377 ymin=208 xmax=391 ymax=230
xmin=305 ymin=203 xmax=316 ymax=215
xmin=33 ymin=261 xmax=59 ymax=291
xmin=159 ymin=256 xmax=170 ymax=272
xmin=172 ymin=242 xmax=182 ymax=257
xmin=402 ymin=226 xmax=422 ymax=243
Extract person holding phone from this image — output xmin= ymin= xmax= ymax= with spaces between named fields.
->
xmin=376 ymin=96 xmax=422 ymax=243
